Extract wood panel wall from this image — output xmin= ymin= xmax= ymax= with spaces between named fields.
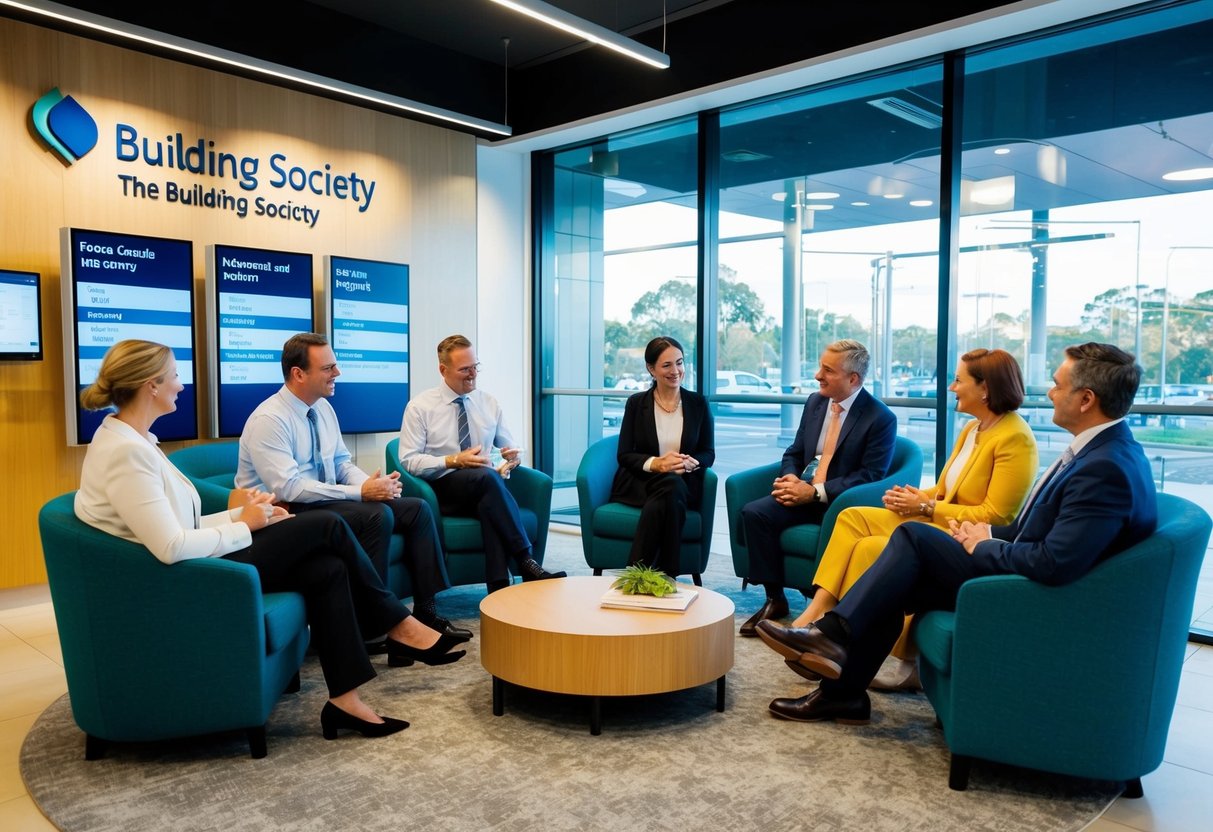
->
xmin=0 ymin=18 xmax=478 ymax=587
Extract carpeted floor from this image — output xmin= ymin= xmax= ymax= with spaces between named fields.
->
xmin=20 ymin=530 xmax=1120 ymax=831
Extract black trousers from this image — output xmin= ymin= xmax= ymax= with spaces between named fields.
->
xmin=612 ymin=473 xmax=690 ymax=576
xmin=821 ymin=521 xmax=987 ymax=699
xmin=223 ymin=511 xmax=408 ymax=698
xmin=429 ymin=469 xmax=530 ymax=583
xmin=288 ymin=498 xmax=451 ymax=602
xmin=740 ymin=494 xmax=826 ymax=589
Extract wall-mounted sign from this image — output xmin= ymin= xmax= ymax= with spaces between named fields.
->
xmin=61 ymin=228 xmax=197 ymax=445
xmin=207 ymin=244 xmax=313 ymax=438
xmin=322 ymin=256 xmax=410 ymax=434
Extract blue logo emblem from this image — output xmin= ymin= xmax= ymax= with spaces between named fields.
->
xmin=32 ymin=88 xmax=98 ymax=164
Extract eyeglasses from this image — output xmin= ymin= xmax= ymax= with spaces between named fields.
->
xmin=453 ymin=363 xmax=481 ymax=376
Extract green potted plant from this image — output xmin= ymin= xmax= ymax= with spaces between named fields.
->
xmin=611 ymin=564 xmax=677 ymax=597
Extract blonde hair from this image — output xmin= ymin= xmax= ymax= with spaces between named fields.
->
xmin=79 ymin=340 xmax=173 ymax=411
xmin=437 ymin=334 xmax=472 ymax=365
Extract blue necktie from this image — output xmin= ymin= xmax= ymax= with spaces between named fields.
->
xmin=455 ymin=397 xmax=471 ymax=451
xmin=307 ymin=408 xmax=330 ymax=484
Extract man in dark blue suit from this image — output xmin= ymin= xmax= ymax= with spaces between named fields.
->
xmin=739 ymin=339 xmax=897 ymax=636
xmin=757 ymin=342 xmax=1157 ymax=723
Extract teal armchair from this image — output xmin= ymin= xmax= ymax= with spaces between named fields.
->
xmin=724 ymin=435 xmax=923 ymax=592
xmin=38 ymin=492 xmax=309 ymax=759
xmin=916 ymin=492 xmax=1211 ymax=795
xmin=384 ymin=437 xmax=553 ymax=588
xmin=575 ymin=434 xmax=718 ymax=585
xmin=169 ymin=441 xmax=417 ymax=599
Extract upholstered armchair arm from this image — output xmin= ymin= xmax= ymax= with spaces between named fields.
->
xmin=507 ymin=465 xmax=553 ymax=562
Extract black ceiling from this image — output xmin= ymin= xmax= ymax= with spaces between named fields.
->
xmin=7 ymin=0 xmax=1021 ymax=139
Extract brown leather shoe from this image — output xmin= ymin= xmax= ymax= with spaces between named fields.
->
xmin=739 ymin=596 xmax=790 ymax=637
xmin=769 ymin=688 xmax=870 ymax=724
xmin=755 ymin=620 xmax=847 ymax=680
xmin=784 ymin=658 xmax=822 ymax=683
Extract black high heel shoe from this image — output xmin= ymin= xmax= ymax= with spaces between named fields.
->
xmin=387 ymin=633 xmax=468 ymax=668
xmin=320 ymin=702 xmax=409 ymax=740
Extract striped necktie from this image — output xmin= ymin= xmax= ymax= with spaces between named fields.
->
xmin=307 ymin=407 xmax=330 ymax=484
xmin=455 ymin=396 xmax=471 ymax=451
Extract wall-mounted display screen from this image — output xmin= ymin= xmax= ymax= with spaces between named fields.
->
xmin=323 ymin=256 xmax=410 ymax=434
xmin=208 ymin=244 xmax=313 ymax=438
xmin=0 ymin=269 xmax=42 ymax=361
xmin=61 ymin=228 xmax=196 ymax=445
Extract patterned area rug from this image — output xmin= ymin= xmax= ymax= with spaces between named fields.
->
xmin=20 ymin=531 xmax=1118 ymax=831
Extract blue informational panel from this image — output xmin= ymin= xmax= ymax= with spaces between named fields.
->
xmin=324 ymin=256 xmax=410 ymax=434
xmin=208 ymin=245 xmax=313 ymax=438
xmin=0 ymin=269 xmax=42 ymax=361
xmin=61 ymin=228 xmax=196 ymax=445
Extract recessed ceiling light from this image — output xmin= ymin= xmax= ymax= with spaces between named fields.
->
xmin=771 ymin=192 xmax=787 ymax=201
xmin=803 ymin=203 xmax=834 ymax=210
xmin=1162 ymin=167 xmax=1213 ymax=181
xmin=883 ymin=193 xmax=904 ymax=199
xmin=805 ymin=191 xmax=840 ymax=199
xmin=994 ymin=147 xmax=1011 ymax=155
xmin=909 ymin=199 xmax=933 ymax=207
xmin=851 ymin=201 xmax=870 ymax=207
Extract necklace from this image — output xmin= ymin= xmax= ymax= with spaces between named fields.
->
xmin=654 ymin=390 xmax=682 ymax=413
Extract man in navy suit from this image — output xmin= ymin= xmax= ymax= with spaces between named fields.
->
xmin=757 ymin=342 xmax=1157 ymax=724
xmin=739 ymin=339 xmax=897 ymax=636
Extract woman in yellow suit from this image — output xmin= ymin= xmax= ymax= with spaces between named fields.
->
xmin=789 ymin=348 xmax=1038 ymax=689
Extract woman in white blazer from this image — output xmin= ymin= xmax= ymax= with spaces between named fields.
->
xmin=75 ymin=340 xmax=465 ymax=740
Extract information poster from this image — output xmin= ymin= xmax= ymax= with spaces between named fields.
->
xmin=209 ymin=245 xmax=313 ymax=437
xmin=61 ymin=228 xmax=196 ymax=445
xmin=0 ymin=270 xmax=42 ymax=361
xmin=324 ymin=256 xmax=409 ymax=433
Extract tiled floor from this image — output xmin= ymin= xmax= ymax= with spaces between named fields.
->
xmin=2 ymin=564 xmax=1211 ymax=830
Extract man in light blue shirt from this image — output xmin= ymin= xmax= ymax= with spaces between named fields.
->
xmin=237 ymin=333 xmax=469 ymax=640
xmin=398 ymin=334 xmax=563 ymax=592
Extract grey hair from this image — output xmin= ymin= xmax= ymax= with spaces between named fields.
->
xmin=826 ymin=339 xmax=870 ymax=381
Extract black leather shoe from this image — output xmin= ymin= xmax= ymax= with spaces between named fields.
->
xmin=755 ymin=620 xmax=847 ymax=680
xmin=416 ymin=614 xmax=473 ymax=641
xmin=784 ymin=658 xmax=822 ymax=682
xmin=386 ymin=633 xmax=467 ymax=668
xmin=519 ymin=557 xmax=566 ymax=581
xmin=364 ymin=639 xmax=388 ymax=655
xmin=768 ymin=688 xmax=870 ymax=724
xmin=320 ymin=702 xmax=409 ymax=739
xmin=739 ymin=597 xmax=790 ymax=637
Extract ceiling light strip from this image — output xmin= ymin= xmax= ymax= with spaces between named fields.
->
xmin=1 ymin=0 xmax=512 ymax=136
xmin=488 ymin=0 xmax=670 ymax=69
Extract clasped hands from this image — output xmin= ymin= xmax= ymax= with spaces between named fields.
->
xmin=948 ymin=518 xmax=991 ymax=554
xmin=361 ymin=470 xmax=404 ymax=501
xmin=883 ymin=484 xmax=930 ymax=517
xmin=770 ymin=473 xmax=815 ymax=506
xmin=448 ymin=444 xmax=522 ymax=478
xmin=653 ymin=451 xmax=699 ymax=475
xmin=228 ymin=487 xmax=292 ymax=531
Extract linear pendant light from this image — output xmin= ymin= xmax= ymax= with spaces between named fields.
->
xmin=488 ymin=0 xmax=670 ymax=69
xmin=1 ymin=0 xmax=512 ymax=136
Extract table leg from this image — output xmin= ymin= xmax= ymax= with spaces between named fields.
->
xmin=493 ymin=676 xmax=504 ymax=716
xmin=716 ymin=675 xmax=726 ymax=712
xmin=590 ymin=696 xmax=602 ymax=736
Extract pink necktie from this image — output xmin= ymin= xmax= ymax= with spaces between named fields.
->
xmin=813 ymin=402 xmax=843 ymax=485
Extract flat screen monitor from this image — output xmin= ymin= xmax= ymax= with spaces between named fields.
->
xmin=61 ymin=228 xmax=197 ymax=445
xmin=0 ymin=269 xmax=43 ymax=361
xmin=322 ymin=256 xmax=410 ymax=434
xmin=208 ymin=244 xmax=313 ymax=438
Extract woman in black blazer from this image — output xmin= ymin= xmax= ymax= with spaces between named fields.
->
xmin=610 ymin=336 xmax=715 ymax=576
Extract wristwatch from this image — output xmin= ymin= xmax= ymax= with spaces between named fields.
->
xmin=814 ymin=484 xmax=824 ymax=503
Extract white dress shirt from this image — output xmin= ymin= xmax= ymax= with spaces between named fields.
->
xmin=75 ymin=415 xmax=252 ymax=564
xmin=236 ymin=386 xmax=368 ymax=502
xmin=398 ymin=384 xmax=516 ymax=480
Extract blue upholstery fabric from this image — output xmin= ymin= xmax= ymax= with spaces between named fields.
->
xmin=384 ymin=437 xmax=553 ymax=587
xmin=916 ymin=492 xmax=1211 ymax=786
xmin=724 ymin=435 xmax=923 ymax=591
xmin=38 ymin=492 xmax=308 ymax=750
xmin=575 ymin=434 xmax=718 ymax=582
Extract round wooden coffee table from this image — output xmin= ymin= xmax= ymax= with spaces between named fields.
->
xmin=479 ymin=575 xmax=735 ymax=734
